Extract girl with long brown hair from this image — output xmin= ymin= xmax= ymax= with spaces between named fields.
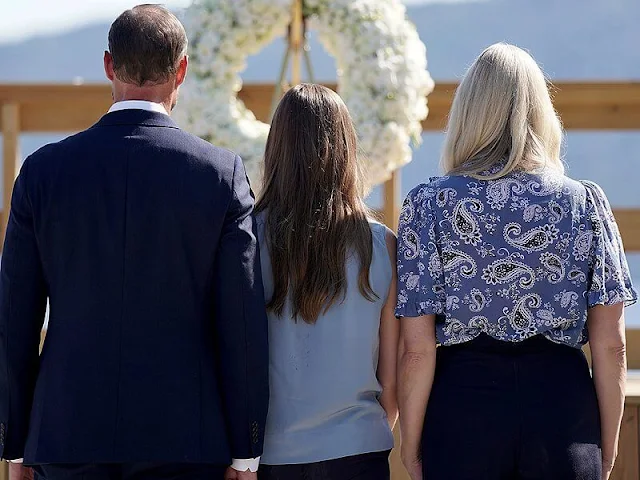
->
xmin=255 ymin=84 xmax=399 ymax=480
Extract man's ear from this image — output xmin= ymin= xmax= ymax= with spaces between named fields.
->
xmin=175 ymin=55 xmax=188 ymax=87
xmin=104 ymin=51 xmax=115 ymax=81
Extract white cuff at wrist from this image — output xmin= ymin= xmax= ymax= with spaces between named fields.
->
xmin=231 ymin=457 xmax=260 ymax=473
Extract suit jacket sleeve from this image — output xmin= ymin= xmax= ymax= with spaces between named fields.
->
xmin=212 ymin=154 xmax=269 ymax=459
xmin=0 ymin=159 xmax=48 ymax=460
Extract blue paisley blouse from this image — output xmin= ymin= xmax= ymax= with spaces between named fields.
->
xmin=395 ymin=168 xmax=638 ymax=348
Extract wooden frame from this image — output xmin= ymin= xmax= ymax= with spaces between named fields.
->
xmin=2 ymin=81 xmax=640 ymax=132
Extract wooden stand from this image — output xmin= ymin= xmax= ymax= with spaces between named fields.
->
xmin=290 ymin=0 xmax=303 ymax=87
xmin=383 ymin=171 xmax=401 ymax=231
xmin=1 ymin=103 xmax=20 ymax=247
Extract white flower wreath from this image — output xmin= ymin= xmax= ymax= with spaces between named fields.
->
xmin=175 ymin=0 xmax=434 ymax=192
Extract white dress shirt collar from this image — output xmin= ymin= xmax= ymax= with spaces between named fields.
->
xmin=108 ymin=100 xmax=169 ymax=115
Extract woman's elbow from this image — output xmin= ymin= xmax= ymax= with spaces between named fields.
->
xmin=399 ymin=349 xmax=435 ymax=373
xmin=591 ymin=339 xmax=626 ymax=364
xmin=607 ymin=342 xmax=627 ymax=358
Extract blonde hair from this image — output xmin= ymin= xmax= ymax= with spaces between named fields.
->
xmin=441 ymin=43 xmax=564 ymax=179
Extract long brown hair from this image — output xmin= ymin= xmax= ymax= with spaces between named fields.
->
xmin=256 ymin=83 xmax=377 ymax=324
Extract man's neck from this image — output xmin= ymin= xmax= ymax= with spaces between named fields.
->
xmin=110 ymin=75 xmax=177 ymax=116
xmin=114 ymin=96 xmax=172 ymax=116
xmin=112 ymin=84 xmax=174 ymax=116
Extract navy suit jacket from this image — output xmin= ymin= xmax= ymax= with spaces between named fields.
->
xmin=0 ymin=109 xmax=269 ymax=464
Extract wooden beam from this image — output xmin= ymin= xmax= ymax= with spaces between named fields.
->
xmin=20 ymin=101 xmax=111 ymax=132
xmin=1 ymin=81 xmax=640 ymax=132
xmin=0 ymin=84 xmax=112 ymax=105
xmin=611 ymin=405 xmax=640 ymax=480
xmin=383 ymin=171 xmax=401 ymax=231
xmin=625 ymin=375 xmax=640 ymax=405
xmin=614 ymin=209 xmax=640 ymax=252
xmin=290 ymin=0 xmax=304 ymax=87
xmin=624 ymin=329 xmax=640 ymax=371
xmin=1 ymin=103 xmax=20 ymax=246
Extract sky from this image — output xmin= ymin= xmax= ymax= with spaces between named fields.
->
xmin=0 ymin=0 xmax=447 ymax=44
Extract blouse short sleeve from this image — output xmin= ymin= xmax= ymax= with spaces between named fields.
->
xmin=582 ymin=180 xmax=638 ymax=308
xmin=395 ymin=184 xmax=446 ymax=318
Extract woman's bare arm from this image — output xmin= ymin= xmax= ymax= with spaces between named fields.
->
xmin=588 ymin=303 xmax=626 ymax=479
xmin=377 ymin=230 xmax=400 ymax=430
xmin=397 ymin=313 xmax=437 ymax=480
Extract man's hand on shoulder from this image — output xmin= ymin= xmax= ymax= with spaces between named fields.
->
xmin=224 ymin=466 xmax=257 ymax=480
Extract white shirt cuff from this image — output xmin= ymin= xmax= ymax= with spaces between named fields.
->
xmin=231 ymin=457 xmax=260 ymax=473
xmin=7 ymin=458 xmax=23 ymax=463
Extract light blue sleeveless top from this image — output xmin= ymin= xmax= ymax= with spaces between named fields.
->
xmin=256 ymin=214 xmax=395 ymax=465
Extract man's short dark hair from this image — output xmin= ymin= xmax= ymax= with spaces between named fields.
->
xmin=108 ymin=4 xmax=188 ymax=87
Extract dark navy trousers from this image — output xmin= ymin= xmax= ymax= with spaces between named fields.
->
xmin=423 ymin=334 xmax=602 ymax=479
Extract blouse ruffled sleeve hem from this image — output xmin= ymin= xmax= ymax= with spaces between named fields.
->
xmin=587 ymin=285 xmax=638 ymax=309
xmin=395 ymin=300 xmax=445 ymax=319
xmin=582 ymin=180 xmax=638 ymax=310
xmin=395 ymin=183 xmax=447 ymax=320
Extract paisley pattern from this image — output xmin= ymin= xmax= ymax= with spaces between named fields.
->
xmin=396 ymin=169 xmax=637 ymax=348
xmin=436 ymin=187 xmax=457 ymax=207
xmin=451 ymin=198 xmax=484 ymax=245
xmin=548 ymin=201 xmax=564 ymax=224
xmin=486 ymin=178 xmax=526 ymax=209
xmin=499 ymin=294 xmax=542 ymax=337
xmin=504 ymin=223 xmax=559 ymax=253
xmin=527 ymin=174 xmax=564 ymax=196
xmin=466 ymin=288 xmax=490 ymax=312
xmin=523 ymin=204 xmax=544 ymax=222
xmin=539 ymin=252 xmax=566 ymax=284
xmin=400 ymin=227 xmax=420 ymax=260
xmin=567 ymin=267 xmax=587 ymax=285
xmin=482 ymin=256 xmax=535 ymax=289
xmin=573 ymin=229 xmax=594 ymax=262
xmin=441 ymin=249 xmax=477 ymax=278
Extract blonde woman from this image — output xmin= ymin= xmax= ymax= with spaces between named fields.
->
xmin=396 ymin=43 xmax=637 ymax=480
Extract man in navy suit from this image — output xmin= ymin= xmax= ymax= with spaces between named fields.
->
xmin=0 ymin=5 xmax=269 ymax=479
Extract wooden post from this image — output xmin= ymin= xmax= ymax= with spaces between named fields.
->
xmin=383 ymin=170 xmax=401 ymax=232
xmin=1 ymin=103 xmax=20 ymax=249
xmin=0 ymin=102 xmax=20 ymax=478
xmin=610 ymin=404 xmax=640 ymax=480
xmin=289 ymin=0 xmax=304 ymax=86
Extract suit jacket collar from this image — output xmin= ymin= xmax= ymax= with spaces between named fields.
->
xmin=94 ymin=109 xmax=180 ymax=129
